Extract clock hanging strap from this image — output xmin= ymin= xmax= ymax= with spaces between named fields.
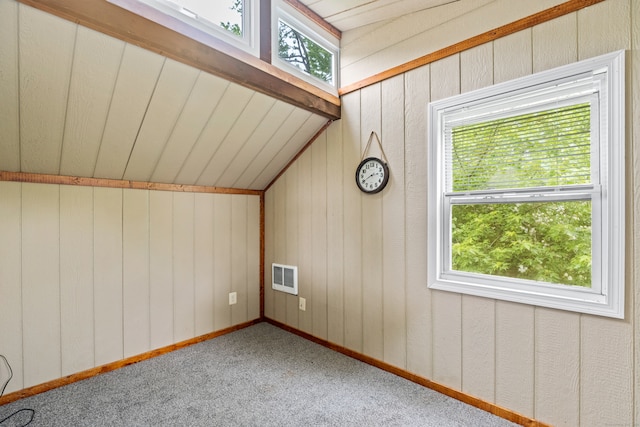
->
xmin=361 ymin=131 xmax=389 ymax=164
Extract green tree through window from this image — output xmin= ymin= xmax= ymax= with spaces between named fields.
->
xmin=278 ymin=19 xmax=334 ymax=84
xmin=449 ymin=104 xmax=593 ymax=287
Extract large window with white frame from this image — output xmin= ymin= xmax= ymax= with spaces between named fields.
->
xmin=427 ymin=50 xmax=626 ymax=318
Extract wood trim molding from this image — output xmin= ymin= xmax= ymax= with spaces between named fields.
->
xmin=0 ymin=320 xmax=261 ymax=406
xmin=265 ymin=318 xmax=553 ymax=427
xmin=282 ymin=0 xmax=341 ymax=40
xmin=0 ymin=171 xmax=263 ymax=196
xmin=339 ymin=0 xmax=606 ymax=96
xmin=264 ymin=119 xmax=334 ymax=192
xmin=18 ymin=0 xmax=340 ymax=120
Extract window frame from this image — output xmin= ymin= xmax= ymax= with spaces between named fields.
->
xmin=271 ymin=0 xmax=340 ymax=94
xmin=131 ymin=0 xmax=261 ymax=57
xmin=427 ymin=50 xmax=626 ymax=318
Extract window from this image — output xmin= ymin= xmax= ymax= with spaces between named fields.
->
xmin=132 ymin=0 xmax=260 ymax=56
xmin=272 ymin=0 xmax=339 ymax=93
xmin=428 ymin=50 xmax=625 ymax=318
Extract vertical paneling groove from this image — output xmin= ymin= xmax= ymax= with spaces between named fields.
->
xmin=173 ymin=192 xmax=195 ymax=341
xmin=22 ymin=184 xmax=61 ymax=387
xmin=326 ymin=119 xmax=345 ymax=346
xmin=213 ymin=194 xmax=232 ymax=330
xmin=311 ymin=133 xmax=328 ymax=340
xmin=231 ymin=195 xmax=249 ymax=326
xmin=0 ymin=182 xmax=23 ymax=393
xmin=297 ymin=150 xmax=313 ymax=334
xmin=194 ymin=193 xmax=215 ymax=335
xmin=272 ymin=179 xmax=287 ymax=324
xmin=247 ymin=195 xmax=261 ymax=321
xmin=404 ymin=65 xmax=431 ymax=379
xmin=459 ymin=43 xmax=496 ymax=402
xmin=342 ymin=92 xmax=363 ymax=352
xmin=429 ymin=54 xmax=462 ymax=390
xmin=576 ymin=2 xmax=634 ymax=426
xmin=264 ymin=190 xmax=276 ymax=320
xmin=381 ymin=75 xmax=406 ymax=368
xmin=360 ymin=83 xmax=383 ymax=360
xmin=122 ymin=190 xmax=150 ymax=358
xmin=60 ymin=186 xmax=94 ymax=376
xmin=149 ymin=191 xmax=173 ymax=349
xmin=285 ymin=166 xmax=299 ymax=328
xmin=94 ymin=187 xmax=123 ymax=366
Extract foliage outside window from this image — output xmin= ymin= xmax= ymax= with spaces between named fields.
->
xmin=134 ymin=0 xmax=259 ymax=56
xmin=428 ymin=50 xmax=626 ymax=318
xmin=272 ymin=0 xmax=339 ymax=93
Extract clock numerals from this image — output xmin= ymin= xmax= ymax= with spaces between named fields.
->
xmin=355 ymin=157 xmax=389 ymax=194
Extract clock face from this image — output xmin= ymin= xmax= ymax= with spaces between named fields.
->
xmin=356 ymin=157 xmax=389 ymax=194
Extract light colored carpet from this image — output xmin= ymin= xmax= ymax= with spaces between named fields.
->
xmin=0 ymin=322 xmax=518 ymax=426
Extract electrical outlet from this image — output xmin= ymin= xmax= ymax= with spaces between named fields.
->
xmin=299 ymin=297 xmax=306 ymax=311
xmin=229 ymin=292 xmax=237 ymax=305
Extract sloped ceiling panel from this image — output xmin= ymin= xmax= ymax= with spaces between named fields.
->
xmin=0 ymin=1 xmax=330 ymax=191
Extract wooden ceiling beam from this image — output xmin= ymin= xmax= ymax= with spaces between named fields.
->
xmin=18 ymin=0 xmax=341 ymax=120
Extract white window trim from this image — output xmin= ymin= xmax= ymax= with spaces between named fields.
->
xmin=271 ymin=0 xmax=340 ymax=95
xmin=427 ymin=50 xmax=626 ymax=318
xmin=134 ymin=0 xmax=261 ymax=57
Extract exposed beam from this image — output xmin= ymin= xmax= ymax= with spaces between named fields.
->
xmin=18 ymin=0 xmax=341 ymax=120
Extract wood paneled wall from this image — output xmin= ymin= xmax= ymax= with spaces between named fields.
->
xmin=265 ymin=1 xmax=639 ymax=425
xmin=0 ymin=182 xmax=260 ymax=394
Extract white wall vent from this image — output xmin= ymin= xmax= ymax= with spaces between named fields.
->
xmin=272 ymin=263 xmax=298 ymax=295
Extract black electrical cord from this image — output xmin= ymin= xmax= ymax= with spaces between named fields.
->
xmin=0 ymin=355 xmax=34 ymax=427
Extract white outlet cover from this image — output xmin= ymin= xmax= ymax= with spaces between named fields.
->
xmin=299 ymin=297 xmax=306 ymax=311
xmin=229 ymin=292 xmax=237 ymax=305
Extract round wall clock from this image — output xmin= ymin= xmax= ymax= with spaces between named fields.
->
xmin=355 ymin=156 xmax=389 ymax=194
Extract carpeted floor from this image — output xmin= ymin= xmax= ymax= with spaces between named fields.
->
xmin=0 ymin=322 xmax=518 ymax=426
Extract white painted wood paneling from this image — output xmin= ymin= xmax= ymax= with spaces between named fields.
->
xmin=578 ymin=0 xmax=630 ymax=60
xmin=22 ymin=184 xmax=60 ymax=387
xmin=404 ymin=65 xmax=431 ymax=379
xmin=272 ymin=178 xmax=288 ymax=324
xmin=19 ymin=6 xmax=75 ymax=174
xmin=264 ymin=190 xmax=276 ymax=320
xmin=122 ymin=190 xmax=150 ymax=358
xmin=150 ymin=73 xmax=229 ymax=184
xmin=246 ymin=108 xmax=313 ymax=189
xmin=213 ymin=194 xmax=232 ymax=330
xmin=175 ymin=83 xmax=254 ymax=185
xmin=284 ymin=166 xmax=300 ymax=328
xmin=360 ymin=83 xmax=384 ymax=360
xmin=534 ymin=309 xmax=580 ymax=426
xmin=341 ymin=91 xmax=363 ymax=352
xmin=194 ymin=193 xmax=215 ymax=335
xmin=311 ymin=133 xmax=328 ymax=340
xmin=231 ymin=102 xmax=297 ymax=189
xmin=632 ymin=0 xmax=640 ymax=423
xmin=0 ymin=1 xmax=20 ymax=172
xmin=0 ymin=182 xmax=22 ymax=393
xmin=59 ymin=27 xmax=125 ymax=177
xmin=149 ymin=191 xmax=174 ymax=349
xmin=297 ymin=149 xmax=313 ymax=334
xmin=60 ymin=186 xmax=94 ymax=376
xmin=325 ymin=118 xmax=345 ymax=346
xmin=197 ymin=93 xmax=276 ymax=186
xmin=231 ymin=196 xmax=249 ymax=326
xmin=173 ymin=192 xmax=195 ymax=341
xmin=93 ymin=45 xmax=164 ymax=179
xmin=123 ymin=60 xmax=199 ymax=182
xmin=93 ymin=187 xmax=124 ymax=366
xmin=381 ymin=74 xmax=406 ymax=368
xmin=532 ymin=13 xmax=577 ymax=73
xmin=430 ymin=54 xmax=462 ymax=390
xmin=247 ymin=195 xmax=261 ymax=321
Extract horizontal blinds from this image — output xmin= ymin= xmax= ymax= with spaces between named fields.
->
xmin=446 ymin=103 xmax=591 ymax=193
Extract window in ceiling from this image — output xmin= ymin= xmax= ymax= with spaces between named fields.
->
xmin=272 ymin=0 xmax=339 ymax=93
xmin=428 ymin=50 xmax=625 ymax=318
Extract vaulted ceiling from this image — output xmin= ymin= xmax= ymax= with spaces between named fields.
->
xmin=0 ymin=0 xmax=454 ymax=190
